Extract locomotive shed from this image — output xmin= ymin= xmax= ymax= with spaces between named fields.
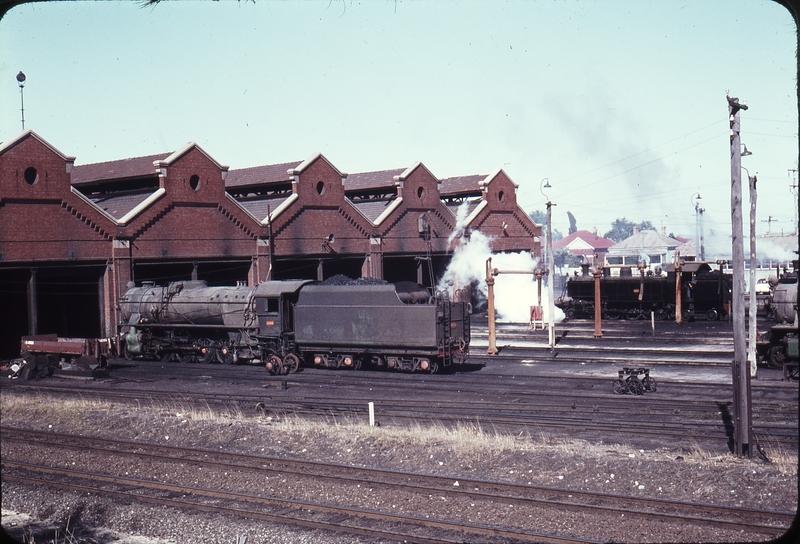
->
xmin=2 ymin=319 xmax=798 ymax=543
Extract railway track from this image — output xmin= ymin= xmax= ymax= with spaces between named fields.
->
xmin=4 ymin=357 xmax=796 ymax=451
xmin=2 ymin=428 xmax=793 ymax=541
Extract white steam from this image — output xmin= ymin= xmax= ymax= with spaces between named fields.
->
xmin=438 ymin=217 xmax=565 ymax=324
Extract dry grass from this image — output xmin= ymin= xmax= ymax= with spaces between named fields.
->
xmin=2 ymin=390 xmax=796 ymax=476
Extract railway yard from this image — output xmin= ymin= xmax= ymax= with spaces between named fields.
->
xmin=1 ymin=318 xmax=798 ymax=543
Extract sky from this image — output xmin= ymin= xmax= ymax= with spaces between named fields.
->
xmin=1 ymin=0 xmax=798 ymax=256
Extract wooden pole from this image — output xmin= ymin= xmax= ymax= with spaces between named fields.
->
xmin=728 ymin=93 xmax=752 ymax=457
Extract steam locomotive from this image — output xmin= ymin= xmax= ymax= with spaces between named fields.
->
xmin=118 ymin=277 xmax=471 ymax=374
xmin=758 ymin=261 xmax=798 ymax=368
xmin=556 ymin=262 xmax=732 ymax=321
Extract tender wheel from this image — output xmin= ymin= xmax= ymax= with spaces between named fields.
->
xmin=705 ymin=308 xmax=719 ymax=321
xmin=642 ymin=376 xmax=657 ymax=392
xmin=282 ymin=353 xmax=300 ymax=374
xmin=265 ymin=355 xmax=283 ymax=375
xmin=627 ymin=378 xmax=644 ymax=395
xmin=612 ymin=379 xmax=627 ymax=395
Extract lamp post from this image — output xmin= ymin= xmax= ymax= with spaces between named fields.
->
xmin=541 ymin=178 xmax=555 ymax=351
xmin=691 ymin=193 xmax=705 ymax=261
xmin=16 ymin=71 xmax=26 ymax=131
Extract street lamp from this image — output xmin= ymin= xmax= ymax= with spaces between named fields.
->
xmin=16 ymin=71 xmax=26 ymax=131
xmin=540 ymin=177 xmax=555 ymax=352
xmin=691 ymin=193 xmax=705 ymax=261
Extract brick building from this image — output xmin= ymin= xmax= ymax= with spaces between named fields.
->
xmin=0 ymin=130 xmax=540 ymax=356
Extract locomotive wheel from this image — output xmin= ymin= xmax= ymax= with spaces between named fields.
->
xmin=197 ymin=341 xmax=217 ymax=364
xmin=159 ymin=352 xmax=175 ymax=363
xmin=770 ymin=345 xmax=786 ymax=366
xmin=627 ymin=378 xmax=644 ymax=395
xmin=612 ymin=379 xmax=626 ymax=395
xmin=178 ymin=352 xmax=195 ymax=364
xmin=705 ymin=309 xmax=719 ymax=321
xmin=266 ymin=355 xmax=283 ymax=375
xmin=216 ymin=348 xmax=234 ymax=365
xmin=282 ymin=353 xmax=300 ymax=374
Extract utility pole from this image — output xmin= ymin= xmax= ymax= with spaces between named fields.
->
xmin=789 ymin=169 xmax=798 ymax=235
xmin=746 ymin=169 xmax=758 ymax=379
xmin=727 ymin=92 xmax=752 ymax=457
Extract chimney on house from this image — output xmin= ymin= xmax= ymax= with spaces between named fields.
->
xmin=661 ymin=225 xmax=666 ymax=236
xmin=592 ymin=226 xmax=597 ymax=235
xmin=633 ymin=225 xmax=640 ymax=235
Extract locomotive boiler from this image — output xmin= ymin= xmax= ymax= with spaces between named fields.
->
xmin=118 ymin=278 xmax=471 ymax=373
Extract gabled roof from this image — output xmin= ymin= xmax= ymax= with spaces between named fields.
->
xmin=153 ymin=142 xmax=229 ymax=173
xmin=226 ymin=160 xmax=303 ymax=188
xmin=0 ymin=129 xmax=76 ymax=163
xmin=350 ymin=198 xmax=400 ymax=222
xmin=553 ymin=230 xmax=615 ymax=251
xmin=344 ymin=168 xmax=405 ymax=192
xmin=71 ymin=152 xmax=170 ymax=184
xmin=608 ymin=229 xmax=680 ymax=254
xmin=288 ymin=152 xmax=346 ymax=178
xmin=88 ymin=189 xmax=163 ymax=221
xmin=440 ymin=174 xmax=485 ymax=196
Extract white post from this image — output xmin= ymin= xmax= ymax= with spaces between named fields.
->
xmin=368 ymin=402 xmax=375 ymax=427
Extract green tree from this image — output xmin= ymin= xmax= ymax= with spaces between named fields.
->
xmin=604 ymin=218 xmax=654 ymax=243
xmin=529 ymin=210 xmax=563 ymax=242
xmin=567 ymin=211 xmax=577 ymax=234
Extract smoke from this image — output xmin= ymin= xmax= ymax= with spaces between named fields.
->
xmin=438 ymin=219 xmax=565 ymax=324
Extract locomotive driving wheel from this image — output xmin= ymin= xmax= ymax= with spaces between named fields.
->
xmin=282 ymin=353 xmax=300 ymax=374
xmin=216 ymin=347 xmax=234 ymax=364
xmin=265 ymin=355 xmax=283 ymax=375
xmin=197 ymin=339 xmax=216 ymax=364
xmin=178 ymin=351 xmax=195 ymax=364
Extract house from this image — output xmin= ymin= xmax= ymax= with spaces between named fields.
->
xmin=605 ymin=227 xmax=680 ymax=271
xmin=552 ymin=228 xmax=614 ymax=264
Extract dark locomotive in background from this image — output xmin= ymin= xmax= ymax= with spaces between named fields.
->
xmin=117 ymin=277 xmax=471 ymax=374
xmin=556 ymin=262 xmax=733 ymax=321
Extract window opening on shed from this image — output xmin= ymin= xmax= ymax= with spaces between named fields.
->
xmin=189 ymin=174 xmax=200 ymax=191
xmin=498 ymin=190 xmax=505 ymax=202
xmin=417 ymin=187 xmax=424 ymax=199
xmin=316 ymin=181 xmax=326 ymax=195
xmin=24 ymin=167 xmax=38 ymax=185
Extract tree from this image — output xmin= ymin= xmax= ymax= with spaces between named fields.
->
xmin=567 ymin=211 xmax=577 ymax=234
xmin=604 ymin=218 xmax=654 ymax=243
xmin=529 ymin=210 xmax=563 ymax=242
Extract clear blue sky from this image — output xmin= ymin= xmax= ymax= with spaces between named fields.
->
xmin=1 ymin=0 xmax=797 ymax=253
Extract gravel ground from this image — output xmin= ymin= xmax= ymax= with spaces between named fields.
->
xmin=1 ymin=388 xmax=798 ymax=543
